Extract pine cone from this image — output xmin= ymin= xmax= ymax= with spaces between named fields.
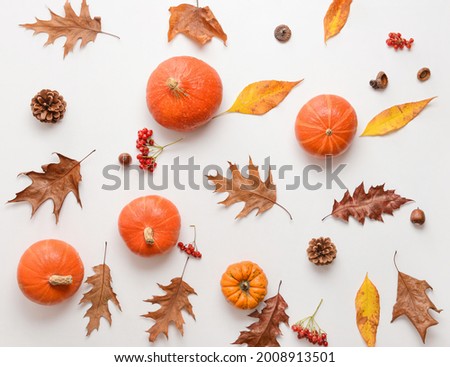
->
xmin=31 ymin=89 xmax=66 ymax=123
xmin=307 ymin=237 xmax=337 ymax=266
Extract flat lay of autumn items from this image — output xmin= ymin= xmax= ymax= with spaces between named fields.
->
xmin=1 ymin=0 xmax=447 ymax=347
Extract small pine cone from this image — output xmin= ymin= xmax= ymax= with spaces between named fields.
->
xmin=307 ymin=237 xmax=337 ymax=266
xmin=31 ymin=89 xmax=67 ymax=123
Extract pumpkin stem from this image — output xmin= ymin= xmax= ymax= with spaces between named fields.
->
xmin=48 ymin=275 xmax=73 ymax=286
xmin=239 ymin=280 xmax=250 ymax=292
xmin=326 ymin=128 xmax=333 ymax=136
xmin=166 ymin=77 xmax=188 ymax=98
xmin=144 ymin=227 xmax=154 ymax=245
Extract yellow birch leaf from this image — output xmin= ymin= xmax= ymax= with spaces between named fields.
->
xmin=355 ymin=273 xmax=380 ymax=347
xmin=225 ymin=80 xmax=302 ymax=115
xmin=324 ymin=0 xmax=353 ymax=43
xmin=361 ymin=97 xmax=436 ymax=136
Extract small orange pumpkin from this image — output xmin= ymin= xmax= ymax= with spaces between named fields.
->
xmin=118 ymin=195 xmax=181 ymax=257
xmin=295 ymin=94 xmax=357 ymax=157
xmin=220 ymin=261 xmax=268 ymax=309
xmin=17 ymin=239 xmax=84 ymax=305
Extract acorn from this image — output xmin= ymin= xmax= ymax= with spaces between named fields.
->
xmin=410 ymin=208 xmax=425 ymax=226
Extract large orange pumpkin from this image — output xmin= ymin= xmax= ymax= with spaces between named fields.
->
xmin=220 ymin=261 xmax=268 ymax=309
xmin=118 ymin=195 xmax=181 ymax=257
xmin=146 ymin=56 xmax=223 ymax=132
xmin=17 ymin=239 xmax=84 ymax=305
xmin=295 ymin=94 xmax=357 ymax=156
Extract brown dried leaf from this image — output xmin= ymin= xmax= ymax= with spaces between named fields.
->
xmin=8 ymin=151 xmax=94 ymax=223
xmin=325 ymin=182 xmax=412 ymax=224
xmin=168 ymin=4 xmax=227 ymax=46
xmin=80 ymin=263 xmax=121 ymax=336
xmin=392 ymin=254 xmax=442 ymax=343
xmin=207 ymin=157 xmax=291 ymax=219
xmin=233 ymin=285 xmax=289 ymax=347
xmin=143 ymin=277 xmax=197 ymax=343
xmin=324 ymin=0 xmax=353 ymax=43
xmin=20 ymin=0 xmax=118 ymax=58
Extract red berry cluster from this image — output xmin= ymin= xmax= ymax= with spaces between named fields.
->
xmin=292 ymin=299 xmax=328 ymax=347
xmin=386 ymin=32 xmax=414 ymax=50
xmin=136 ymin=128 xmax=157 ymax=172
xmin=177 ymin=242 xmax=202 ymax=258
xmin=292 ymin=325 xmax=328 ymax=347
xmin=178 ymin=225 xmax=202 ymax=259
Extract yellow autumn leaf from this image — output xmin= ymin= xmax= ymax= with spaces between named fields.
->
xmin=324 ymin=0 xmax=353 ymax=43
xmin=225 ymin=80 xmax=302 ymax=115
xmin=355 ymin=273 xmax=380 ymax=347
xmin=361 ymin=97 xmax=436 ymax=136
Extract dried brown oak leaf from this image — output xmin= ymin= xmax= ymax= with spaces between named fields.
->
xmin=20 ymin=0 xmax=118 ymax=58
xmin=168 ymin=3 xmax=227 ymax=46
xmin=8 ymin=151 xmax=94 ymax=223
xmin=80 ymin=250 xmax=121 ymax=336
xmin=143 ymin=277 xmax=197 ymax=343
xmin=207 ymin=157 xmax=292 ymax=219
xmin=233 ymin=283 xmax=289 ymax=347
xmin=392 ymin=252 xmax=442 ymax=343
xmin=324 ymin=182 xmax=412 ymax=224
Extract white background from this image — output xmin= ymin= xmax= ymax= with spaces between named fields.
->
xmin=0 ymin=0 xmax=449 ymax=347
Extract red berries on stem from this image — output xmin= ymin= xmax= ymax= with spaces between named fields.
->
xmin=135 ymin=128 xmax=182 ymax=172
xmin=386 ymin=32 xmax=414 ymax=50
xmin=292 ymin=299 xmax=328 ymax=347
xmin=178 ymin=225 xmax=202 ymax=259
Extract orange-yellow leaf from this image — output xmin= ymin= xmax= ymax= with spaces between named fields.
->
xmin=324 ymin=0 xmax=353 ymax=43
xmin=355 ymin=273 xmax=380 ymax=347
xmin=361 ymin=97 xmax=436 ymax=136
xmin=226 ymin=80 xmax=302 ymax=115
xmin=168 ymin=4 xmax=227 ymax=46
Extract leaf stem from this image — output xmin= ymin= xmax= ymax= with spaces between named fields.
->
xmin=251 ymin=192 xmax=293 ymax=220
xmin=196 ymin=0 xmax=199 ymax=8
xmin=393 ymin=250 xmax=400 ymax=273
xmin=211 ymin=111 xmax=229 ymax=120
xmin=79 ymin=149 xmax=96 ymax=164
xmin=103 ymin=241 xmax=108 ymax=265
xmin=277 ymin=280 xmax=282 ymax=294
xmin=321 ymin=213 xmax=332 ymax=221
xmin=99 ymin=30 xmax=120 ymax=40
xmin=181 ymin=256 xmax=190 ymax=279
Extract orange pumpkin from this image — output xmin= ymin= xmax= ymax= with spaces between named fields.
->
xmin=220 ymin=261 xmax=268 ymax=309
xmin=17 ymin=239 xmax=84 ymax=305
xmin=295 ymin=94 xmax=357 ymax=156
xmin=146 ymin=56 xmax=223 ymax=132
xmin=118 ymin=195 xmax=181 ymax=257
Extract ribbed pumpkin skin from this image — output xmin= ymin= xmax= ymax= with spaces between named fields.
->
xmin=295 ymin=94 xmax=357 ymax=156
xmin=146 ymin=56 xmax=223 ymax=132
xmin=220 ymin=261 xmax=268 ymax=309
xmin=118 ymin=195 xmax=181 ymax=257
xmin=17 ymin=239 xmax=84 ymax=306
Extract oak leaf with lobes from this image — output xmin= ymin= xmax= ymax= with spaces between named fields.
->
xmin=8 ymin=151 xmax=94 ymax=223
xmin=168 ymin=3 xmax=227 ymax=45
xmin=207 ymin=157 xmax=292 ymax=219
xmin=392 ymin=252 xmax=442 ymax=343
xmin=324 ymin=182 xmax=412 ymax=224
xmin=233 ymin=282 xmax=289 ymax=347
xmin=20 ymin=0 xmax=119 ymax=58
xmin=143 ymin=277 xmax=196 ymax=343
xmin=79 ymin=244 xmax=121 ymax=336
